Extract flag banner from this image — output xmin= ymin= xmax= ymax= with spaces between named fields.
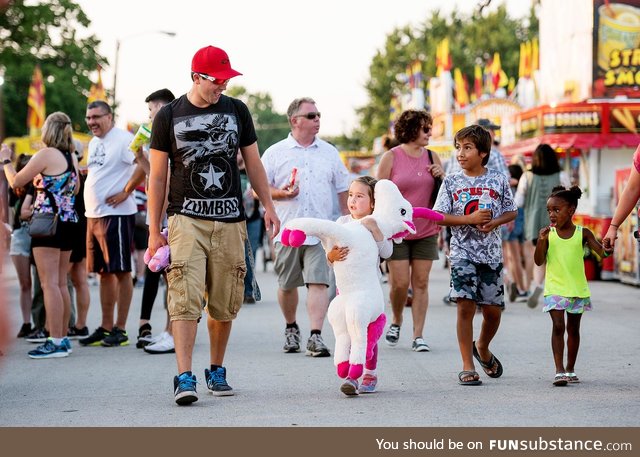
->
xmin=27 ymin=65 xmax=46 ymax=131
xmin=88 ymin=66 xmax=107 ymax=103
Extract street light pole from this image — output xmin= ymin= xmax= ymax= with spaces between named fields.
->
xmin=112 ymin=38 xmax=121 ymax=108
xmin=0 ymin=69 xmax=5 ymax=142
xmin=111 ymin=30 xmax=176 ymax=110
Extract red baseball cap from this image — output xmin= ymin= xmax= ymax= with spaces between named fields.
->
xmin=191 ymin=46 xmax=242 ymax=79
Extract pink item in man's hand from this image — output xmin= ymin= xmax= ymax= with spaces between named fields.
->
xmin=144 ymin=228 xmax=171 ymax=272
xmin=288 ymin=167 xmax=298 ymax=190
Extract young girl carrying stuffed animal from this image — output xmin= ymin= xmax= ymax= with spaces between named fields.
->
xmin=327 ymin=176 xmax=392 ymax=395
xmin=534 ymin=186 xmax=612 ymax=386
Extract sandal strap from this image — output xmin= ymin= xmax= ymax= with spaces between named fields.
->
xmin=459 ymin=370 xmax=479 ymax=380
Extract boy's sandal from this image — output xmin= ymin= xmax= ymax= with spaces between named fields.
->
xmin=472 ymin=341 xmax=503 ymax=378
xmin=458 ymin=370 xmax=482 ymax=386
xmin=565 ymin=372 xmax=580 ymax=383
xmin=553 ymin=373 xmax=569 ymax=386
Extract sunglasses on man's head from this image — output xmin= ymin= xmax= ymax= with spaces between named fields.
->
xmin=422 ymin=126 xmax=432 ymax=134
xmin=198 ymin=73 xmax=229 ymax=85
xmin=295 ymin=112 xmax=321 ymax=120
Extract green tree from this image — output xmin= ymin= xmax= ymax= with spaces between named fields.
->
xmin=0 ymin=0 xmax=107 ymax=137
xmin=355 ymin=4 xmax=538 ymax=148
xmin=226 ymin=86 xmax=290 ymax=154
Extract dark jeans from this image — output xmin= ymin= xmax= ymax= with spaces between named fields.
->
xmin=244 ymin=218 xmax=263 ymax=299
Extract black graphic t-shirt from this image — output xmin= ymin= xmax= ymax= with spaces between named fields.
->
xmin=150 ymin=94 xmax=257 ymax=222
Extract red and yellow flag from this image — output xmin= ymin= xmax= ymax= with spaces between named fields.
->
xmin=490 ymin=52 xmax=509 ymax=93
xmin=27 ymin=65 xmax=46 ymax=132
xmin=88 ymin=66 xmax=107 ymax=103
xmin=453 ymin=68 xmax=469 ymax=107
xmin=436 ymin=38 xmax=452 ymax=76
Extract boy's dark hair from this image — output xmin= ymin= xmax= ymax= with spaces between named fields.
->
xmin=508 ymin=163 xmax=523 ymax=182
xmin=394 ymin=110 xmax=432 ymax=144
xmin=454 ymin=125 xmax=492 ymax=165
xmin=15 ymin=153 xmax=30 ymax=173
xmin=550 ymin=185 xmax=582 ymax=208
xmin=352 ymin=175 xmax=378 ymax=205
xmin=145 ymin=89 xmax=176 ymax=104
xmin=531 ymin=144 xmax=561 ymax=175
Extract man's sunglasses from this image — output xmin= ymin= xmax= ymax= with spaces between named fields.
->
xmin=85 ymin=113 xmax=109 ymax=122
xmin=198 ymin=73 xmax=229 ymax=85
xmin=295 ymin=112 xmax=321 ymax=120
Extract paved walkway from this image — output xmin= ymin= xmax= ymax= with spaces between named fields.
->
xmin=0 ymin=253 xmax=639 ymax=426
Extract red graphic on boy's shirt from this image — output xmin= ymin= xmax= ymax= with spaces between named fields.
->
xmin=452 ymin=187 xmax=498 ymax=202
xmin=464 ymin=200 xmax=479 ymax=215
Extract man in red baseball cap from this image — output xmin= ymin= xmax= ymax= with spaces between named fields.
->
xmin=147 ymin=45 xmax=280 ymax=406
xmin=191 ymin=45 xmax=242 ymax=81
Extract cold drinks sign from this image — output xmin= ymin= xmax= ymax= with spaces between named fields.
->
xmin=593 ymin=0 xmax=640 ymax=98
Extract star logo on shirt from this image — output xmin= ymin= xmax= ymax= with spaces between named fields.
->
xmin=198 ymin=164 xmax=225 ymax=190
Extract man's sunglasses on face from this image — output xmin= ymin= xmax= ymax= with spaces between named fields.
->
xmin=85 ymin=113 xmax=109 ymax=122
xmin=198 ymin=73 xmax=229 ymax=86
xmin=295 ymin=112 xmax=321 ymax=120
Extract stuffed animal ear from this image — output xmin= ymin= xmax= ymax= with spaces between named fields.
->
xmin=413 ymin=207 xmax=444 ymax=221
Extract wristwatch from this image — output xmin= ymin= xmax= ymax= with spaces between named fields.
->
xmin=2 ymin=159 xmax=11 ymax=165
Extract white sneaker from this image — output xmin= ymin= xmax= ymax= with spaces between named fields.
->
xmin=143 ymin=333 xmax=175 ymax=354
xmin=411 ymin=337 xmax=430 ymax=352
xmin=148 ymin=331 xmax=169 ymax=344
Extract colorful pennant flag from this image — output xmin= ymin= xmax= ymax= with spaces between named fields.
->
xmin=490 ymin=52 xmax=509 ymax=93
xmin=88 ymin=66 xmax=107 ymax=103
xmin=27 ymin=65 xmax=46 ymax=132
xmin=436 ymin=38 xmax=452 ymax=76
xmin=453 ymin=68 xmax=469 ymax=107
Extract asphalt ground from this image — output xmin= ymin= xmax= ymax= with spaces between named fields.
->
xmin=0 ymin=252 xmax=639 ymax=427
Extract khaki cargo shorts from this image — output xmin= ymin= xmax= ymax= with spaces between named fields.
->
xmin=166 ymin=215 xmax=247 ymax=322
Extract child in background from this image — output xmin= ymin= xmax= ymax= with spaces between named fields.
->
xmin=534 ymin=186 xmax=611 ymax=386
xmin=327 ymin=176 xmax=392 ymax=394
xmin=433 ymin=125 xmax=517 ymax=386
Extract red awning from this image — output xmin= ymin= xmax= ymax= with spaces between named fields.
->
xmin=502 ymin=133 xmax=640 ymax=157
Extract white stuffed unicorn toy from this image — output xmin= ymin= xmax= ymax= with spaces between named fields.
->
xmin=280 ymin=179 xmax=443 ymax=395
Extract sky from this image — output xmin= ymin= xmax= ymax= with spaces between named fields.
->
xmin=75 ymin=0 xmax=533 ymax=138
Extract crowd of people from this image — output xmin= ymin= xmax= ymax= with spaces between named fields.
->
xmin=1 ymin=43 xmax=637 ymax=403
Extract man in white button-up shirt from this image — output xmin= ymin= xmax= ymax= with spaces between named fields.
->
xmin=262 ymin=97 xmax=349 ymax=357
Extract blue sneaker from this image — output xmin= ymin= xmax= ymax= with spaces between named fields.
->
xmin=205 ymin=367 xmax=234 ymax=396
xmin=62 ymin=337 xmax=72 ymax=354
xmin=28 ymin=339 xmax=69 ymax=359
xmin=173 ymin=372 xmax=198 ymax=406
